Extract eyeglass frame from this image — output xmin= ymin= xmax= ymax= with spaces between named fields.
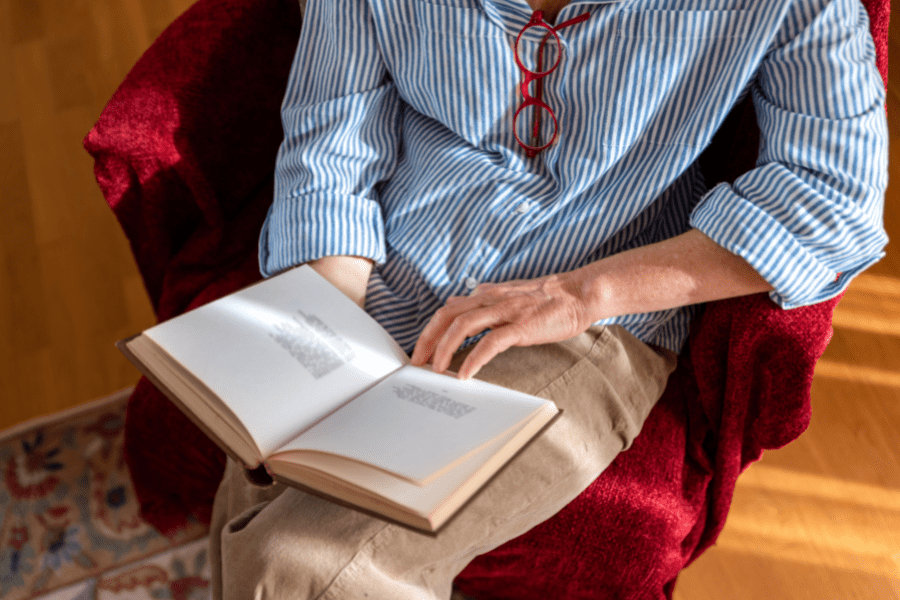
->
xmin=512 ymin=10 xmax=591 ymax=158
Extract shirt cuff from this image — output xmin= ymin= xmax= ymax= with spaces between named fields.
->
xmin=258 ymin=192 xmax=387 ymax=277
xmin=689 ymin=182 xmax=883 ymax=309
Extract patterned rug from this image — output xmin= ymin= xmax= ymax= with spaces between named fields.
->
xmin=0 ymin=390 xmax=211 ymax=600
xmin=0 ymin=391 xmax=482 ymax=600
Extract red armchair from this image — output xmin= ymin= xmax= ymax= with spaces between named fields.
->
xmin=83 ymin=0 xmax=889 ymax=597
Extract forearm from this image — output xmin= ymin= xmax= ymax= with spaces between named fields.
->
xmin=577 ymin=228 xmax=773 ymax=321
xmin=305 ymin=255 xmax=373 ymax=309
xmin=411 ymin=229 xmax=773 ymax=378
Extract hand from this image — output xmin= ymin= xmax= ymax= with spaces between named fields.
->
xmin=410 ymin=271 xmax=595 ymax=380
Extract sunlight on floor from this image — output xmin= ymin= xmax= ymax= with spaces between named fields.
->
xmin=815 ymin=360 xmax=900 ymax=388
xmin=832 ymin=273 xmax=900 ymax=337
xmin=720 ymin=465 xmax=900 ymax=579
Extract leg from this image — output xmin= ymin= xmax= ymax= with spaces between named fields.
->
xmin=210 ymin=325 xmax=676 ymax=600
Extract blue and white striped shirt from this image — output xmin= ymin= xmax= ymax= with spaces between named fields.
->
xmin=260 ymin=0 xmax=888 ymax=354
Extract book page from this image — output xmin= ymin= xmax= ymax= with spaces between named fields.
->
xmin=269 ymin=415 xmax=541 ymax=527
xmin=142 ymin=266 xmax=408 ymax=458
xmin=277 ymin=364 xmax=555 ymax=483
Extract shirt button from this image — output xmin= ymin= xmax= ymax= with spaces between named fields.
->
xmin=465 ymin=277 xmax=479 ymax=290
xmin=515 ymin=201 xmax=530 ymax=214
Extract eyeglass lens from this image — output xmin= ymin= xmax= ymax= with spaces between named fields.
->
xmin=515 ymin=26 xmax=561 ymax=75
xmin=514 ymin=28 xmax=561 ymax=153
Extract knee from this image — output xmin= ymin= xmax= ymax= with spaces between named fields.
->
xmin=216 ymin=490 xmax=387 ymax=600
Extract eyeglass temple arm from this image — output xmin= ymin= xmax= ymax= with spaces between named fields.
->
xmin=529 ymin=10 xmax=591 ymax=31
xmin=553 ymin=12 xmax=591 ymax=31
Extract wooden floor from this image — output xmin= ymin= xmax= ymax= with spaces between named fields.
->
xmin=1 ymin=1 xmax=898 ymax=598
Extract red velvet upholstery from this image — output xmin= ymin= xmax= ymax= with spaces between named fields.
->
xmin=84 ymin=0 xmax=888 ymax=596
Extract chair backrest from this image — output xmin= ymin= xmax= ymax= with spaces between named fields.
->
xmin=84 ymin=0 xmax=302 ymax=320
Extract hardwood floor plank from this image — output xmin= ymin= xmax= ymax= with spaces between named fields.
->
xmin=775 ymin=378 xmax=900 ymax=487
xmin=815 ymin=359 xmax=900 ymax=390
xmin=12 ymin=40 xmax=76 ymax=248
xmin=46 ymin=38 xmax=93 ymax=112
xmin=0 ymin=120 xmax=35 ymax=251
xmin=0 ymin=121 xmax=50 ymax=358
xmin=0 ymin=3 xmax=18 ymax=124
xmin=122 ymin=272 xmax=156 ymax=328
xmin=138 ymin=0 xmax=196 ymax=42
xmin=3 ymin=347 xmax=54 ymax=428
xmin=8 ymin=0 xmax=44 ymax=46
xmin=120 ymin=0 xmax=152 ymax=56
xmin=0 ymin=244 xmax=11 ymax=369
xmin=675 ymin=548 xmax=900 ymax=600
xmin=3 ymin=250 xmax=49 ymax=356
xmin=722 ymin=487 xmax=900 ymax=571
xmin=832 ymin=273 xmax=900 ymax=337
xmin=88 ymin=0 xmax=146 ymax=91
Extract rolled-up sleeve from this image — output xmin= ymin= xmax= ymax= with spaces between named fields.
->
xmin=259 ymin=0 xmax=402 ymax=277
xmin=690 ymin=0 xmax=888 ymax=309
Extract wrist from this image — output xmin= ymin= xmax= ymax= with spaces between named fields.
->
xmin=566 ymin=263 xmax=610 ymax=325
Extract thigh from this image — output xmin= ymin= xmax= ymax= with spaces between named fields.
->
xmin=211 ymin=325 xmax=676 ymax=600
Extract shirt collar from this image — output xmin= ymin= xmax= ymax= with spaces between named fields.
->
xmin=477 ymin=0 xmax=626 ymax=36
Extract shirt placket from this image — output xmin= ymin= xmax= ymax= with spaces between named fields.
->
xmin=454 ymin=0 xmax=622 ymax=296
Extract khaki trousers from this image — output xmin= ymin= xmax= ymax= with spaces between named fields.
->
xmin=209 ymin=325 xmax=677 ymax=600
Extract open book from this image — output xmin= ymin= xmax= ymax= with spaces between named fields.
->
xmin=119 ymin=266 xmax=559 ymax=532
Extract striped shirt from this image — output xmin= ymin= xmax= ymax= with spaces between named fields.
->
xmin=260 ymin=0 xmax=888 ymax=354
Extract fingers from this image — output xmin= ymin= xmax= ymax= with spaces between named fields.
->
xmin=456 ymin=326 xmax=522 ymax=380
xmin=412 ymin=283 xmax=542 ymax=375
xmin=431 ymin=306 xmax=504 ymax=374
xmin=407 ymin=271 xmax=592 ymax=381
xmin=410 ymin=274 xmax=584 ymax=378
xmin=411 ymin=294 xmax=501 ymax=372
xmin=410 ymin=300 xmax=463 ymax=367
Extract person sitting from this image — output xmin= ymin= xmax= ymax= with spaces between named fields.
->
xmin=209 ymin=0 xmax=888 ymax=598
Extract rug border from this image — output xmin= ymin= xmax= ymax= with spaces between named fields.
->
xmin=0 ymin=387 xmax=134 ymax=444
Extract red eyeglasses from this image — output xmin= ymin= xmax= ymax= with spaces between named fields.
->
xmin=513 ymin=10 xmax=591 ymax=158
